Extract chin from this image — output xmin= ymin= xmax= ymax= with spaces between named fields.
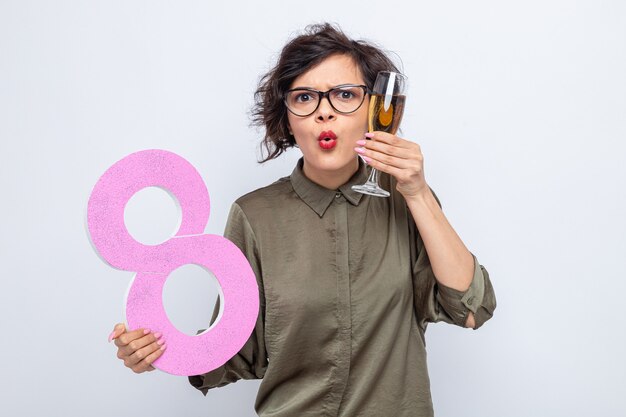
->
xmin=311 ymin=153 xmax=357 ymax=172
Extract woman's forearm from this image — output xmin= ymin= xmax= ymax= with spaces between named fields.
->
xmin=405 ymin=188 xmax=475 ymax=292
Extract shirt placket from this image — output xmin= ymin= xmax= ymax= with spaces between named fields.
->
xmin=328 ymin=191 xmax=352 ymax=416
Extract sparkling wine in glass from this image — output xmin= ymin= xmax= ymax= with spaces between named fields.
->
xmin=352 ymin=71 xmax=407 ymax=197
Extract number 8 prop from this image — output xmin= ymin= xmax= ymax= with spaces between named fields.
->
xmin=86 ymin=149 xmax=259 ymax=376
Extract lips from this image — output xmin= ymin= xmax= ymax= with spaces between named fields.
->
xmin=318 ymin=130 xmax=337 ymax=150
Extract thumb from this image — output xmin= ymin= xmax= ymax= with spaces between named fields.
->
xmin=108 ymin=323 xmax=126 ymax=342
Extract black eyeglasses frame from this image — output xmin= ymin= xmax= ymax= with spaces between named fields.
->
xmin=283 ymin=84 xmax=370 ymax=117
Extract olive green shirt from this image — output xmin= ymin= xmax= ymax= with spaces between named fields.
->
xmin=189 ymin=158 xmax=496 ymax=417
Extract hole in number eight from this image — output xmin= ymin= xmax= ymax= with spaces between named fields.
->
xmin=162 ymin=264 xmax=223 ymax=336
xmin=124 ymin=186 xmax=182 ymax=245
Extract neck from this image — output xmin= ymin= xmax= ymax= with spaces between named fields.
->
xmin=302 ymin=158 xmax=359 ymax=190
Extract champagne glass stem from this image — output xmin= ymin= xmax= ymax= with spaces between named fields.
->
xmin=367 ymin=167 xmax=380 ymax=184
xmin=351 ymin=158 xmax=390 ymax=197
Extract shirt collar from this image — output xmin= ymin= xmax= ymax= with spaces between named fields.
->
xmin=290 ymin=158 xmax=369 ymax=217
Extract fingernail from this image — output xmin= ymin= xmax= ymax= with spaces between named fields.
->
xmin=107 ymin=330 xmax=117 ymax=343
xmin=362 ymin=156 xmax=372 ymax=163
xmin=160 ymin=344 xmax=167 ymax=351
xmin=356 ymin=140 xmax=367 ymax=146
xmin=354 ymin=147 xmax=366 ymax=155
xmin=157 ymin=339 xmax=165 ymax=346
xmin=154 ymin=332 xmax=162 ymax=339
xmin=143 ymin=329 xmax=150 ymax=335
xmin=365 ymin=132 xmax=374 ymax=138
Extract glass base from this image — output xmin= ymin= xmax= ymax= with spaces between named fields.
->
xmin=351 ymin=182 xmax=390 ymax=197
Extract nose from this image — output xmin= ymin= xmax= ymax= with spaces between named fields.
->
xmin=315 ymin=96 xmax=336 ymax=122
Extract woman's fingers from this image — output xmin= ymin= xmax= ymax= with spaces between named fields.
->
xmin=127 ymin=340 xmax=167 ymax=373
xmin=356 ymin=132 xmax=422 ymax=165
xmin=358 ymin=147 xmax=417 ymax=170
xmin=108 ymin=323 xmax=126 ymax=342
xmin=355 ymin=144 xmax=422 ymax=172
xmin=117 ymin=331 xmax=162 ymax=357
xmin=364 ymin=157 xmax=405 ymax=179
xmin=365 ymin=131 xmax=413 ymax=148
xmin=358 ymin=142 xmax=413 ymax=161
xmin=114 ymin=328 xmax=150 ymax=348
xmin=111 ymin=325 xmax=166 ymax=373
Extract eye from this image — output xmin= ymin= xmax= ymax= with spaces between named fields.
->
xmin=332 ymin=88 xmax=359 ymax=101
xmin=294 ymin=92 xmax=312 ymax=103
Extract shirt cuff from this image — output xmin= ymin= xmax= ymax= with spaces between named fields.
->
xmin=436 ymin=254 xmax=485 ymax=325
xmin=188 ymin=367 xmax=229 ymax=395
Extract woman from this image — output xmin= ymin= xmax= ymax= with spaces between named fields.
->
xmin=109 ymin=23 xmax=496 ymax=417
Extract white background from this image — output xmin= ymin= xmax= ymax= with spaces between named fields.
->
xmin=1 ymin=1 xmax=625 ymax=416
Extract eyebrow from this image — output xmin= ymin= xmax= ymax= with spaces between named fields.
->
xmin=289 ymin=83 xmax=364 ymax=90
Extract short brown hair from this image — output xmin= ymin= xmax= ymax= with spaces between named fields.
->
xmin=251 ymin=23 xmax=401 ymax=163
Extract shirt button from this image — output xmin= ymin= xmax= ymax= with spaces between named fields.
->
xmin=335 ymin=192 xmax=341 ymax=198
xmin=467 ymin=296 xmax=475 ymax=306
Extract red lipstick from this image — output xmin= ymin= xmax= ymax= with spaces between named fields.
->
xmin=318 ymin=130 xmax=337 ymax=150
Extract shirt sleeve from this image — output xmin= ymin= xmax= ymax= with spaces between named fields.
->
xmin=188 ymin=202 xmax=268 ymax=395
xmin=410 ymin=190 xmax=497 ymax=331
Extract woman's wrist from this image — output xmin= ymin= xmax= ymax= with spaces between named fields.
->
xmin=402 ymin=184 xmax=436 ymax=207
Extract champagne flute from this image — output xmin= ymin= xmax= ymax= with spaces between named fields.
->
xmin=352 ymin=71 xmax=407 ymax=197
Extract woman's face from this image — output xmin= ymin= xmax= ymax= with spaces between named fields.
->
xmin=287 ymin=54 xmax=368 ymax=187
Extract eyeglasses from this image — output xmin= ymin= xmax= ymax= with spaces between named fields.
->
xmin=284 ymin=84 xmax=369 ymax=117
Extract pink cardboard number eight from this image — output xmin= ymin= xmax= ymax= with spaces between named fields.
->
xmin=87 ymin=149 xmax=259 ymax=376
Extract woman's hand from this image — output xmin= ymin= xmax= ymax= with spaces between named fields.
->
xmin=355 ymin=132 xmax=429 ymax=199
xmin=108 ymin=323 xmax=166 ymax=374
